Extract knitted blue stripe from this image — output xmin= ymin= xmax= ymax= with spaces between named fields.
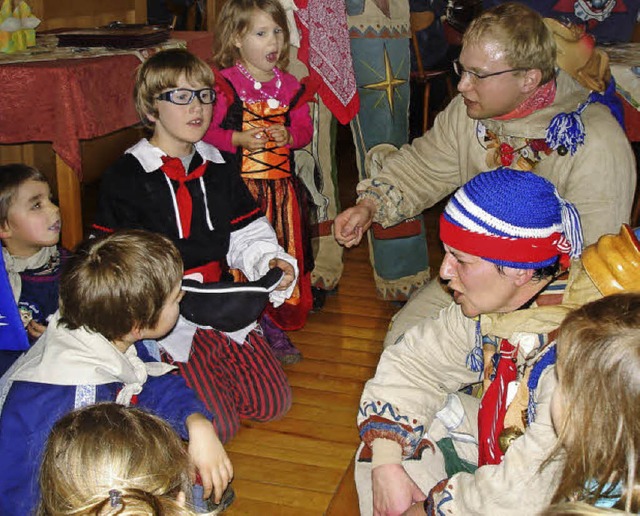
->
xmin=527 ymin=344 xmax=557 ymax=424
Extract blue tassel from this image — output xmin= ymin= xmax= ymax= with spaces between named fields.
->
xmin=556 ymin=192 xmax=584 ymax=258
xmin=588 ymin=77 xmax=625 ymax=130
xmin=546 ymin=108 xmax=585 ymax=156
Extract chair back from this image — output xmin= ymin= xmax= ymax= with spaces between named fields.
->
xmin=410 ymin=11 xmax=436 ymax=74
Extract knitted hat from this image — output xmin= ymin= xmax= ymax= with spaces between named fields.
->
xmin=440 ymin=168 xmax=584 ymax=269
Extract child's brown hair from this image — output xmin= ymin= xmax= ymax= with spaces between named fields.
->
xmin=134 ymin=48 xmax=214 ymax=127
xmin=0 ymin=163 xmax=48 ymax=228
xmin=38 ymin=403 xmax=194 ymax=515
xmin=551 ymin=293 xmax=640 ymax=511
xmin=213 ymin=0 xmax=290 ymax=70
xmin=59 ymin=229 xmax=183 ymax=341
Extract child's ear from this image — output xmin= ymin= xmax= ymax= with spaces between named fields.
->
xmin=130 ymin=325 xmax=145 ymax=340
xmin=0 ymin=222 xmax=12 ymax=240
xmin=145 ymin=111 xmax=157 ymax=124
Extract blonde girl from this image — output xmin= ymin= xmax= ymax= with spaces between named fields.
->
xmin=203 ymin=0 xmax=314 ymax=365
xmin=38 ymin=403 xmax=195 ymax=515
xmin=549 ymin=293 xmax=640 ymax=512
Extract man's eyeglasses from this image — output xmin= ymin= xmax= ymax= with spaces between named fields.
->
xmin=157 ymin=88 xmax=216 ymax=105
xmin=452 ymin=59 xmax=528 ymax=82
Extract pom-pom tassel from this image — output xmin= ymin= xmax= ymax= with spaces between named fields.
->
xmin=546 ymin=108 xmax=586 ymax=156
xmin=555 ymin=191 xmax=584 ymax=259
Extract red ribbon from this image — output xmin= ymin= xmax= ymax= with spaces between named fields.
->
xmin=160 ymin=156 xmax=208 ymax=239
xmin=478 ymin=339 xmax=517 ymax=466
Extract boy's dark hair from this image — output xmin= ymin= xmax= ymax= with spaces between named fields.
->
xmin=0 ymin=163 xmax=48 ymax=227
xmin=134 ymin=48 xmax=214 ymax=127
xmin=59 ymin=230 xmax=183 ymax=341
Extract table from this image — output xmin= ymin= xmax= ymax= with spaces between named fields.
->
xmin=0 ymin=31 xmax=213 ymax=248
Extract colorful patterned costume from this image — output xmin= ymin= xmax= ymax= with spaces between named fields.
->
xmin=373 ymin=70 xmax=636 ymax=347
xmin=204 ymin=66 xmax=314 ymax=330
xmin=355 ymin=258 xmax=605 ymax=515
xmin=92 ymin=140 xmax=294 ymax=442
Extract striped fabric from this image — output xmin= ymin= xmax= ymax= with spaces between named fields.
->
xmin=164 ymin=327 xmax=292 ymax=443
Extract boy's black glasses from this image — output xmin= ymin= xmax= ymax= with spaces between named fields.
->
xmin=452 ymin=59 xmax=528 ymax=82
xmin=156 ymin=88 xmax=216 ymax=105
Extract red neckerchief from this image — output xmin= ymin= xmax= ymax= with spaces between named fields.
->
xmin=477 ymin=339 xmax=518 ymax=466
xmin=493 ymin=80 xmax=557 ymax=121
xmin=160 ymin=156 xmax=208 ymax=239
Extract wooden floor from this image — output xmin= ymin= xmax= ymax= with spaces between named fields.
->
xmin=224 ymin=125 xmax=445 ymax=515
xmin=225 ymin=242 xmax=393 ymax=515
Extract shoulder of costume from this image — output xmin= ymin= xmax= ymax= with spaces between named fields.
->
xmin=125 ymin=139 xmax=225 ymax=173
xmin=214 ymin=67 xmax=237 ymax=104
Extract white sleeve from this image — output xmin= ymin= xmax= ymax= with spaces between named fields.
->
xmin=227 ymin=216 xmax=299 ymax=306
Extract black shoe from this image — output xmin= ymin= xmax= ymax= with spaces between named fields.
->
xmin=311 ymin=286 xmax=328 ymax=312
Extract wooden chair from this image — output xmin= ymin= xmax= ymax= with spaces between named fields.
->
xmin=410 ymin=11 xmax=456 ymax=133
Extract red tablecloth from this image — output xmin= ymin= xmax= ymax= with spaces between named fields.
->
xmin=0 ymin=31 xmax=213 ymax=179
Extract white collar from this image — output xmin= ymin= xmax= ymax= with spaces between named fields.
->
xmin=10 ymin=312 xmax=175 ymax=405
xmin=126 ymin=139 xmax=225 ymax=173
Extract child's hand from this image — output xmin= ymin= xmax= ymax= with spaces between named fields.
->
xmin=27 ymin=320 xmax=46 ymax=339
xmin=233 ymin=127 xmax=268 ymax=151
xmin=269 ymin=258 xmax=295 ymax=291
xmin=186 ymin=413 xmax=233 ymax=504
xmin=265 ymin=124 xmax=291 ymax=146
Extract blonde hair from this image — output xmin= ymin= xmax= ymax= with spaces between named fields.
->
xmin=38 ymin=403 xmax=195 ymax=515
xmin=59 ymin=230 xmax=183 ymax=341
xmin=134 ymin=48 xmax=214 ymax=127
xmin=542 ymin=501 xmax=627 ymax=515
xmin=463 ymin=2 xmax=557 ymax=84
xmin=551 ymin=293 xmax=640 ymax=512
xmin=213 ymin=0 xmax=290 ymax=70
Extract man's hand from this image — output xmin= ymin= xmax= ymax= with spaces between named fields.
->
xmin=269 ymin=258 xmax=295 ymax=291
xmin=333 ymin=198 xmax=377 ymax=247
xmin=372 ymin=463 xmax=426 ymax=516
xmin=186 ymin=413 xmax=233 ymax=503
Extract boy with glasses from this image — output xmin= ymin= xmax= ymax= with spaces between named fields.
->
xmin=92 ymin=48 xmax=296 ymax=445
xmin=334 ymin=2 xmax=636 ymax=347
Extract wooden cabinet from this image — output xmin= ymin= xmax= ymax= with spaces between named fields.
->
xmin=30 ymin=0 xmax=147 ymax=30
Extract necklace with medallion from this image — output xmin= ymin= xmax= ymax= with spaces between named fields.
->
xmin=235 ymin=61 xmax=282 ymax=109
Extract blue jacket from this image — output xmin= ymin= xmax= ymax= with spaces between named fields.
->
xmin=0 ymin=343 xmax=211 ymax=515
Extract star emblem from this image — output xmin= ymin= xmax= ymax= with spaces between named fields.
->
xmin=362 ymin=45 xmax=406 ymax=115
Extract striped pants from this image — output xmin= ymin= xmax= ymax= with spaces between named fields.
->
xmin=166 ymin=327 xmax=292 ymax=443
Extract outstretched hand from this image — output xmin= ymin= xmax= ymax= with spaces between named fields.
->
xmin=372 ymin=463 xmax=426 ymax=516
xmin=333 ymin=199 xmax=377 ymax=248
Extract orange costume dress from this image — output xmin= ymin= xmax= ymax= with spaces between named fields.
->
xmin=204 ymin=65 xmax=314 ymax=330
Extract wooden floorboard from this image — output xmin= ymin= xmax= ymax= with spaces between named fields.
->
xmin=224 ymin=124 xmax=446 ymax=515
xmin=225 ymin=241 xmax=391 ymax=515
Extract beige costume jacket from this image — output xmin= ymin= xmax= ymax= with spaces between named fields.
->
xmin=357 ymin=71 xmax=635 ymax=245
xmin=357 ymin=261 xmax=602 ymax=514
